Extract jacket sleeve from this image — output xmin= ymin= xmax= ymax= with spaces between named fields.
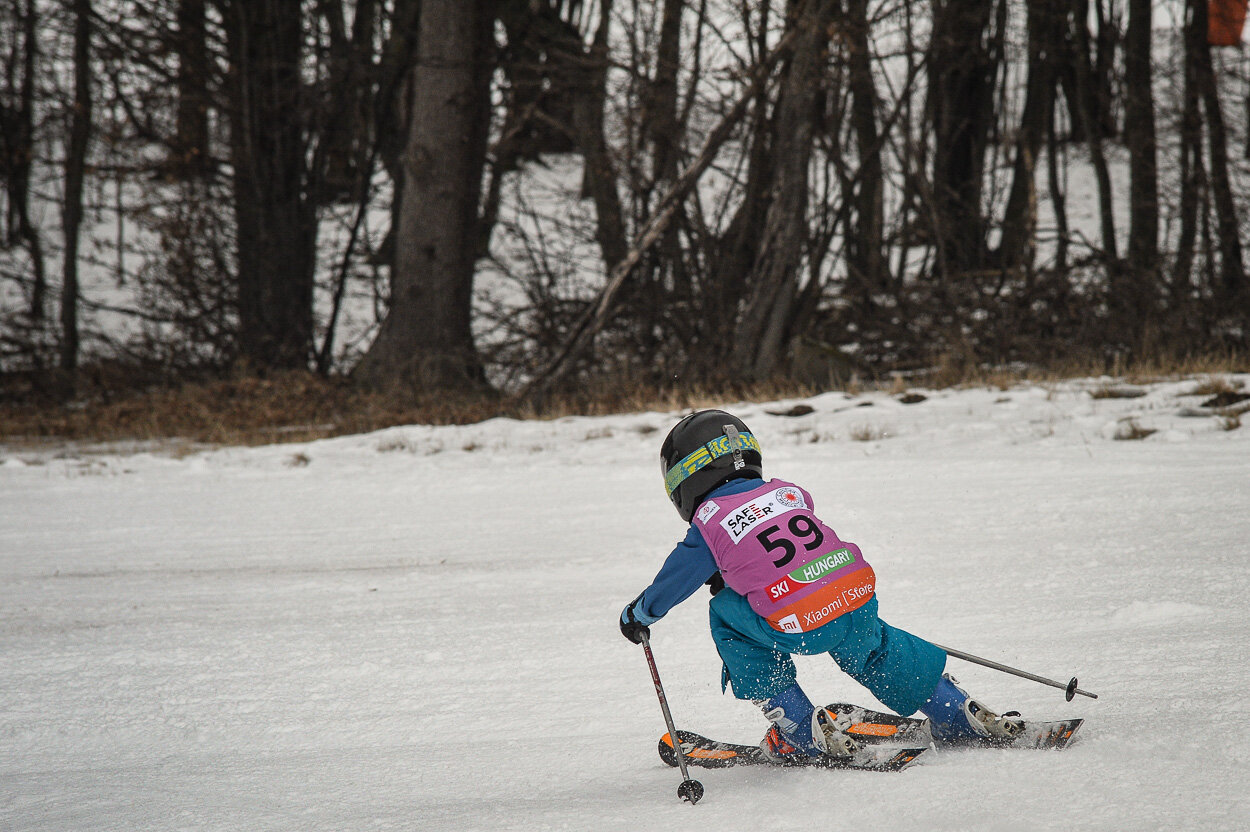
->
xmin=626 ymin=525 xmax=719 ymax=626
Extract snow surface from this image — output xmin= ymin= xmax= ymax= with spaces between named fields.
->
xmin=3 ymin=376 xmax=1249 ymax=831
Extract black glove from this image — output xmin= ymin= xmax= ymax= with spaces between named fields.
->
xmin=619 ymin=600 xmax=650 ymax=644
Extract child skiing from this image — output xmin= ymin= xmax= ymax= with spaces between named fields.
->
xmin=619 ymin=409 xmax=1026 ymax=762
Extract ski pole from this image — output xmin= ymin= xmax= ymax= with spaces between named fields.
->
xmin=638 ymin=631 xmax=704 ymax=804
xmin=933 ymin=643 xmax=1098 ymax=701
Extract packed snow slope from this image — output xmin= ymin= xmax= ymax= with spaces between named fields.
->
xmin=3 ymin=377 xmax=1249 ymax=831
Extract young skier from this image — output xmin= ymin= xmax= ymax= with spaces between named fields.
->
xmin=619 ymin=409 xmax=1025 ymax=761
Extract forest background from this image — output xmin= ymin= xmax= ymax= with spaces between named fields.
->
xmin=2 ymin=0 xmax=1249 ymax=442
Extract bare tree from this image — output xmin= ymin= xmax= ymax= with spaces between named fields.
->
xmin=567 ymin=1 xmax=628 ymax=272
xmin=1122 ymin=0 xmax=1160 ymax=340
xmin=170 ymin=0 xmax=210 ymax=176
xmin=1175 ymin=0 xmax=1207 ymax=309
xmin=354 ymin=0 xmax=495 ymax=392
xmin=926 ymin=0 xmax=1002 ymax=280
xmin=731 ymin=0 xmax=841 ymax=380
xmin=1070 ymin=0 xmax=1118 ymax=264
xmin=6 ymin=0 xmax=1250 ymax=398
xmin=843 ymin=0 xmax=887 ymax=314
xmin=0 ymin=0 xmax=47 ymax=330
xmin=222 ymin=0 xmax=317 ymax=370
xmin=60 ymin=0 xmax=93 ymax=373
xmin=699 ymin=3 xmax=777 ymax=366
xmin=1190 ymin=0 xmax=1246 ymax=307
xmin=998 ymin=0 xmax=1063 ymax=279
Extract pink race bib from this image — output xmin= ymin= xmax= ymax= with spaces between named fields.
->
xmin=695 ymin=479 xmax=875 ymax=633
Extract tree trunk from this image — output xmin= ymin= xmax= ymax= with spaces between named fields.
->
xmin=1174 ymin=0 xmax=1205 ymax=303
xmin=1091 ymin=0 xmax=1119 ymax=139
xmin=172 ymin=0 xmax=210 ymax=175
xmin=571 ymin=0 xmax=628 ymax=272
xmin=732 ymin=0 xmax=839 ymax=380
xmin=1 ymin=0 xmax=47 ymax=326
xmin=370 ymin=0 xmax=422 ymax=272
xmin=1046 ymin=107 xmax=1069 ymax=273
xmin=703 ymin=5 xmax=775 ymax=365
xmin=926 ymin=0 xmax=999 ymax=279
xmin=1070 ymin=0 xmax=1118 ymax=263
xmin=999 ymin=0 xmax=1062 ymax=277
xmin=311 ymin=0 xmax=379 ymax=203
xmin=1191 ymin=0 xmax=1246 ymax=306
xmin=643 ymin=0 xmax=689 ymax=306
xmin=60 ymin=0 xmax=93 ymax=373
xmin=374 ymin=0 xmax=422 ymax=178
xmin=1123 ymin=0 xmax=1159 ymax=335
xmin=844 ymin=0 xmax=886 ymax=313
xmin=354 ymin=0 xmax=494 ymax=392
xmin=646 ymin=0 xmax=684 ymax=187
xmin=224 ymin=0 xmax=317 ymax=370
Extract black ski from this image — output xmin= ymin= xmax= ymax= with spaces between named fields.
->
xmin=822 ymin=702 xmax=1084 ymax=751
xmin=657 ymin=703 xmax=1082 ymax=772
xmin=658 ymin=730 xmax=928 ymax=773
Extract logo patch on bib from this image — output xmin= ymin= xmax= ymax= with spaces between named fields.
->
xmin=697 ymin=501 xmax=721 ymax=524
xmin=720 ymin=489 xmax=808 ymax=543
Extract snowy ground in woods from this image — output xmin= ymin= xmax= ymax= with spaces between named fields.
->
xmin=3 ymin=376 xmax=1250 ymax=831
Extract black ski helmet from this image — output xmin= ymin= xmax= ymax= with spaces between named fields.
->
xmin=660 ymin=409 xmax=763 ymax=521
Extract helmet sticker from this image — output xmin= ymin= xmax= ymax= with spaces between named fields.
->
xmin=663 ymin=431 xmax=761 ymax=496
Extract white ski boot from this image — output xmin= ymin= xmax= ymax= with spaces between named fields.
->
xmin=759 ymin=705 xmax=861 ymax=762
xmin=925 ymin=673 xmax=1026 ymax=744
xmin=813 ymin=706 xmax=862 ymax=757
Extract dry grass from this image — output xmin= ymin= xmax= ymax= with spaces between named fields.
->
xmin=0 ymin=370 xmax=826 ymax=448
xmin=922 ymin=349 xmax=1248 ymax=391
xmin=1 ymin=351 xmax=1245 ymax=448
xmin=1089 ymin=384 xmax=1148 ymax=400
xmin=1188 ymin=375 xmax=1245 ymax=396
xmin=0 ymin=372 xmax=481 ymax=447
xmin=849 ymin=424 xmax=888 ymax=442
xmin=1113 ymin=418 xmax=1158 ymax=441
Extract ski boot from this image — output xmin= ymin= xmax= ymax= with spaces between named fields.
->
xmin=756 ymin=683 xmax=861 ymax=763
xmin=921 ymin=673 xmax=1026 ymax=745
xmin=813 ymin=706 xmax=861 ymax=756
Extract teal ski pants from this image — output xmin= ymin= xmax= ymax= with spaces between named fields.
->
xmin=708 ymin=589 xmax=947 ymax=717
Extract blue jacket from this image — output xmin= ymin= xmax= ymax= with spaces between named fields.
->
xmin=625 ymin=478 xmax=766 ymax=626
